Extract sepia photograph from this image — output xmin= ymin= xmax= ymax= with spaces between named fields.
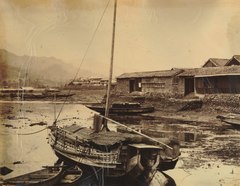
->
xmin=0 ymin=0 xmax=240 ymax=185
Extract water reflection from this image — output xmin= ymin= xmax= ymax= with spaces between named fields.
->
xmin=111 ymin=114 xmax=200 ymax=143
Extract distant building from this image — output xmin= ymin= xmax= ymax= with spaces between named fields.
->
xmin=116 ymin=69 xmax=184 ymax=96
xmin=67 ymin=77 xmax=108 ymax=88
xmin=100 ymin=78 xmax=108 ymax=86
xmin=89 ymin=77 xmax=103 ymax=86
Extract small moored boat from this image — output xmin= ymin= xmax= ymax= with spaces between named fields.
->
xmin=86 ymin=102 xmax=154 ymax=115
xmin=58 ymin=165 xmax=83 ymax=186
xmin=3 ymin=164 xmax=63 ymax=186
xmin=217 ymin=113 xmax=240 ymax=127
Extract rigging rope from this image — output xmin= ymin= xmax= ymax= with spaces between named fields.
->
xmin=1 ymin=0 xmax=112 ymax=137
xmin=100 ymin=114 xmax=173 ymax=150
xmin=55 ymin=0 xmax=111 ymax=123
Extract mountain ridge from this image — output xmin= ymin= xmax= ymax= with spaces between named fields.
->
xmin=0 ymin=49 xmax=103 ymax=87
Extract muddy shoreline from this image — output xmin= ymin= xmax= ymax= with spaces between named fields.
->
xmin=0 ymin=90 xmax=240 ymax=185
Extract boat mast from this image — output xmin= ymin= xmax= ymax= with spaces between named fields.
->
xmin=103 ymin=0 xmax=117 ymax=130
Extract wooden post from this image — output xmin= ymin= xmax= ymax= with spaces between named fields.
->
xmin=75 ymin=136 xmax=77 ymax=151
xmin=64 ymin=131 xmax=66 ymax=149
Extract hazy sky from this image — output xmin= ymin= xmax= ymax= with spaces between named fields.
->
xmin=1 ymin=0 xmax=240 ymax=76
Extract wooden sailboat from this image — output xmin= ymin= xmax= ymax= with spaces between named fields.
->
xmin=48 ymin=0 xmax=180 ymax=183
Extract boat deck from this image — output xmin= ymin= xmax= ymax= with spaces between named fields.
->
xmin=61 ymin=124 xmax=143 ymax=146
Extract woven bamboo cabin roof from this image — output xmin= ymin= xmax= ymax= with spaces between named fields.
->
xmin=63 ymin=124 xmax=143 ymax=146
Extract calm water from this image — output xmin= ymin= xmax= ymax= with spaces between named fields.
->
xmin=0 ymin=101 xmax=240 ymax=186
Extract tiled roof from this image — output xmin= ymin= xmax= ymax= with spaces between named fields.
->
xmin=225 ymin=55 xmax=240 ymax=66
xmin=202 ymin=58 xmax=229 ymax=67
xmin=117 ymin=69 xmax=183 ymax=79
xmin=233 ymin=55 xmax=240 ymax=62
xmin=178 ymin=66 xmax=240 ymax=77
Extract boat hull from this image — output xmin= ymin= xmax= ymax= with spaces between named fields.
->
xmin=3 ymin=165 xmax=63 ymax=186
xmin=87 ymin=105 xmax=154 ymax=115
xmin=58 ymin=166 xmax=82 ymax=186
xmin=50 ymin=136 xmax=179 ymax=179
xmin=157 ymin=157 xmax=179 ymax=171
xmin=218 ymin=114 xmax=240 ymax=127
xmin=48 ymin=119 xmax=180 ymax=182
xmin=48 ymin=131 xmax=120 ymax=169
xmin=222 ymin=118 xmax=240 ymax=127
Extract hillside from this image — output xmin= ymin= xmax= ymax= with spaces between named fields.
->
xmin=0 ymin=49 xmax=93 ymax=87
